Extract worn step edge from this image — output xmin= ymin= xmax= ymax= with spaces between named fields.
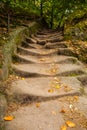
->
xmin=12 ymin=66 xmax=85 ymax=78
xmin=9 ymin=91 xmax=81 ymax=105
xmin=25 ymin=37 xmax=37 ymax=44
xmin=21 ymin=41 xmax=36 ymax=49
xmin=17 ymin=46 xmax=75 ymax=57
xmin=13 ymin=54 xmax=81 ymax=65
xmin=44 ymin=42 xmax=67 ymax=49
xmin=13 ymin=54 xmax=35 ymax=64
xmin=57 ymin=48 xmax=76 ymax=56
xmin=33 ymin=33 xmax=63 ymax=40
xmin=77 ymin=75 xmax=87 ymax=86
xmin=22 ymin=41 xmax=42 ymax=49
xmin=17 ymin=46 xmax=58 ymax=56
xmin=0 ymin=94 xmax=7 ymax=130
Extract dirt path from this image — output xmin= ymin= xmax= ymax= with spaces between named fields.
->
xmin=5 ymin=29 xmax=87 ymax=130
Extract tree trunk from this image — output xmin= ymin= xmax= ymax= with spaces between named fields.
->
xmin=40 ymin=0 xmax=43 ymax=18
xmin=51 ymin=5 xmax=53 ymax=29
xmin=7 ymin=12 xmax=10 ymax=33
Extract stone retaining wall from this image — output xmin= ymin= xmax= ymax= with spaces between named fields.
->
xmin=2 ymin=22 xmax=39 ymax=80
xmin=0 ymin=22 xmax=39 ymax=130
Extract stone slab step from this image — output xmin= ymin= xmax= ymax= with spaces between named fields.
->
xmin=21 ymin=41 xmax=43 ymax=49
xmin=36 ymin=37 xmax=63 ymax=45
xmin=12 ymin=63 xmax=85 ymax=77
xmin=17 ymin=46 xmax=58 ymax=56
xmin=25 ymin=37 xmax=37 ymax=44
xmin=21 ymin=41 xmax=37 ymax=49
xmin=17 ymin=46 xmax=75 ymax=57
xmin=44 ymin=42 xmax=67 ymax=48
xmin=6 ymin=95 xmax=87 ymax=130
xmin=14 ymin=54 xmax=80 ymax=64
xmin=33 ymin=33 xmax=63 ymax=40
xmin=6 ymin=77 xmax=82 ymax=103
xmin=6 ymin=100 xmax=65 ymax=130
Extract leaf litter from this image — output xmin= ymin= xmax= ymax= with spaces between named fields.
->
xmin=4 ymin=116 xmax=14 ymax=121
xmin=59 ymin=96 xmax=87 ymax=129
xmin=48 ymin=77 xmax=72 ymax=93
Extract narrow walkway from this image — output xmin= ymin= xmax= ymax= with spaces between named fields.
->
xmin=6 ymin=29 xmax=87 ymax=130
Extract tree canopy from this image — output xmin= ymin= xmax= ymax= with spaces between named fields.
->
xmin=0 ymin=0 xmax=87 ymax=29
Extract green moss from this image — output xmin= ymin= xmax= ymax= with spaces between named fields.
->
xmin=2 ymin=22 xmax=39 ymax=80
xmin=80 ymin=87 xmax=85 ymax=95
xmin=69 ymin=73 xmax=79 ymax=77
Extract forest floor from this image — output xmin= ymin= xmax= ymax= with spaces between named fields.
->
xmin=3 ymin=29 xmax=87 ymax=130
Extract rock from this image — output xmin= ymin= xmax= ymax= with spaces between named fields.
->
xmin=0 ymin=94 xmax=7 ymax=130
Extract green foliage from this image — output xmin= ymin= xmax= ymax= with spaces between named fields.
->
xmin=0 ymin=0 xmax=87 ymax=29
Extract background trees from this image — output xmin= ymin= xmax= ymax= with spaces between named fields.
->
xmin=0 ymin=0 xmax=87 ymax=30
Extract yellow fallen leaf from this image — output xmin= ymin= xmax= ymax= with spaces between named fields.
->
xmin=15 ymin=62 xmax=19 ymax=65
xmin=61 ymin=125 xmax=67 ymax=130
xmin=21 ymin=77 xmax=25 ymax=80
xmin=66 ymin=121 xmax=76 ymax=128
xmin=4 ymin=116 xmax=14 ymax=121
xmin=74 ymin=96 xmax=79 ymax=100
xmin=39 ymin=58 xmax=45 ymax=62
xmin=60 ymin=109 xmax=66 ymax=113
xmin=36 ymin=102 xmax=40 ymax=108
xmin=51 ymin=111 xmax=57 ymax=116
xmin=48 ymin=89 xmax=54 ymax=93
xmin=51 ymin=68 xmax=57 ymax=73
xmin=64 ymin=86 xmax=72 ymax=92
xmin=54 ymin=85 xmax=61 ymax=89
xmin=16 ymin=76 xmax=19 ymax=79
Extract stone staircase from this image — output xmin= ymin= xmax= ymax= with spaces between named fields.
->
xmin=6 ymin=29 xmax=87 ymax=130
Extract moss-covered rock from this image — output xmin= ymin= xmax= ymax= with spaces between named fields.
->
xmin=0 ymin=94 xmax=7 ymax=130
xmin=1 ymin=22 xmax=39 ymax=80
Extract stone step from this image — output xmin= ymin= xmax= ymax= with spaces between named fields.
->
xmin=6 ymin=77 xmax=82 ymax=104
xmin=33 ymin=33 xmax=63 ymax=39
xmin=47 ymin=37 xmax=64 ymax=43
xmin=37 ymin=30 xmax=62 ymax=35
xmin=44 ymin=42 xmax=67 ymax=49
xmin=57 ymin=48 xmax=76 ymax=56
xmin=6 ymin=95 xmax=87 ymax=130
xmin=21 ymin=41 xmax=42 ymax=49
xmin=6 ymin=99 xmax=65 ymax=130
xmin=21 ymin=41 xmax=36 ymax=49
xmin=14 ymin=53 xmax=81 ymax=64
xmin=17 ymin=46 xmax=58 ymax=56
xmin=12 ymin=63 xmax=85 ymax=77
xmin=17 ymin=46 xmax=76 ymax=57
xmin=25 ymin=37 xmax=37 ymax=44
xmin=77 ymin=75 xmax=87 ymax=86
xmin=32 ymin=36 xmax=63 ymax=45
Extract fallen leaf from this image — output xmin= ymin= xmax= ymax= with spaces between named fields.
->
xmin=60 ymin=109 xmax=66 ymax=113
xmin=36 ymin=102 xmax=40 ymax=108
xmin=69 ymin=104 xmax=73 ymax=109
xmin=54 ymin=77 xmax=57 ymax=80
xmin=51 ymin=111 xmax=57 ymax=116
xmin=66 ymin=121 xmax=76 ymax=128
xmin=54 ymin=85 xmax=61 ymax=89
xmin=51 ymin=68 xmax=57 ymax=73
xmin=16 ymin=76 xmax=19 ymax=79
xmin=64 ymin=86 xmax=72 ymax=92
xmin=61 ymin=125 xmax=67 ymax=130
xmin=39 ymin=58 xmax=45 ymax=62
xmin=74 ymin=96 xmax=79 ymax=100
xmin=21 ymin=77 xmax=25 ymax=80
xmin=48 ymin=89 xmax=54 ymax=93
xmin=4 ymin=116 xmax=14 ymax=121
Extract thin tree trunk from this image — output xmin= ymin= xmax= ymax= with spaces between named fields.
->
xmin=7 ymin=12 xmax=10 ymax=33
xmin=40 ymin=0 xmax=43 ymax=18
xmin=34 ymin=0 xmax=35 ymax=5
xmin=51 ymin=5 xmax=53 ymax=29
